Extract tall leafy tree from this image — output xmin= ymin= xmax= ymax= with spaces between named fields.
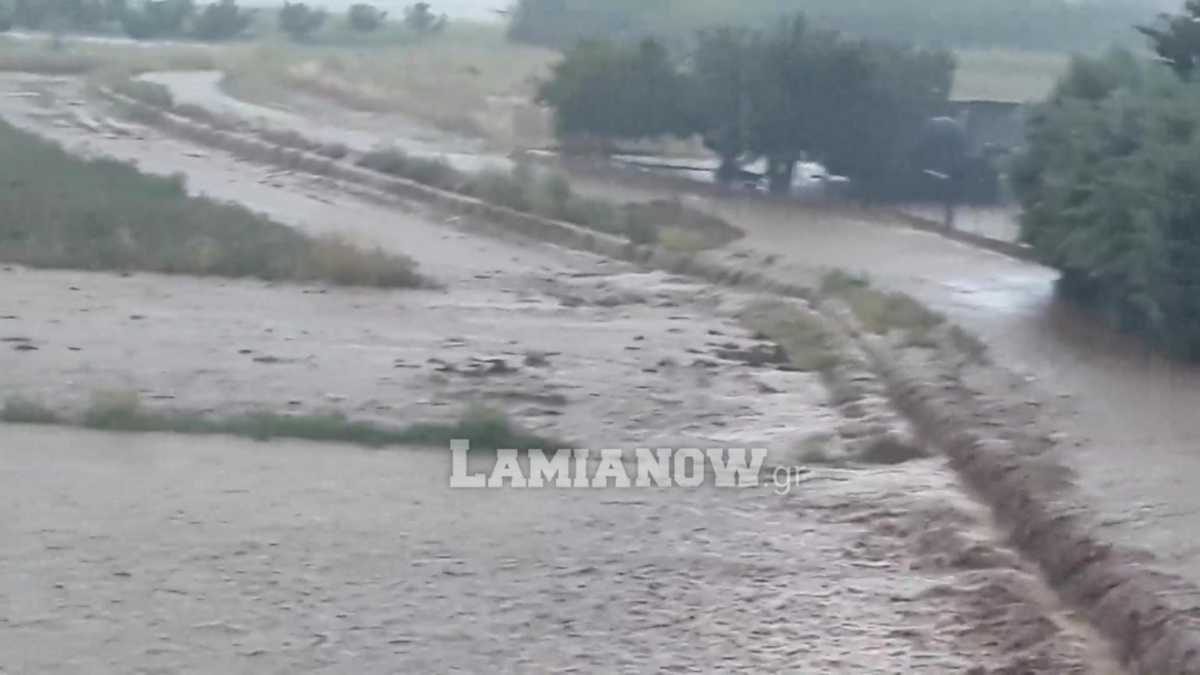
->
xmin=1138 ymin=0 xmax=1200 ymax=80
xmin=1011 ymin=48 xmax=1200 ymax=355
xmin=403 ymin=2 xmax=444 ymax=35
xmin=347 ymin=3 xmax=385 ymax=32
xmin=191 ymin=0 xmax=254 ymax=40
xmin=121 ymin=0 xmax=194 ymax=39
xmin=692 ymin=26 xmax=757 ymax=183
xmin=537 ymin=37 xmax=694 ymax=146
xmin=279 ymin=0 xmax=325 ymax=40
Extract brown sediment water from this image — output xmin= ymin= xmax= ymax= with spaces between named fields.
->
xmin=0 ymin=73 xmax=1128 ymax=672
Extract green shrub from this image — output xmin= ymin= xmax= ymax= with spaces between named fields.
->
xmin=279 ymin=1 xmax=328 ymax=41
xmin=357 ymin=147 xmax=464 ymax=190
xmin=1012 ymin=49 xmax=1200 ymax=356
xmin=112 ymin=78 xmax=175 ymax=109
xmin=347 ymin=3 xmax=387 ymax=32
xmin=623 ymin=215 xmax=659 ymax=245
xmin=14 ymin=391 xmax=563 ymax=451
xmin=1 ymin=396 xmax=61 ymax=424
xmin=463 ymin=167 xmax=532 ymax=212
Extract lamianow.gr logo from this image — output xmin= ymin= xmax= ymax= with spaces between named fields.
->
xmin=449 ymin=441 xmax=770 ymax=489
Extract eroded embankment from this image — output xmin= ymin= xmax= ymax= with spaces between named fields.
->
xmin=96 ymin=86 xmax=1200 ymax=672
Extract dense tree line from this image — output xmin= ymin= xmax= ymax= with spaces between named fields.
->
xmin=536 ymin=15 xmax=957 ymax=200
xmin=1013 ymin=2 xmax=1200 ymax=356
xmin=0 ymin=0 xmax=424 ymax=41
xmin=0 ymin=0 xmax=253 ymax=40
xmin=508 ymin=0 xmax=1146 ymax=52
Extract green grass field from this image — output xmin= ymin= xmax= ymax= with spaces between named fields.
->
xmin=0 ymin=117 xmax=424 ymax=287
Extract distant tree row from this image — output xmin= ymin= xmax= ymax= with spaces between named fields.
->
xmin=536 ymin=15 xmax=955 ymax=199
xmin=507 ymin=0 xmax=1145 ymax=52
xmin=278 ymin=1 xmax=444 ymax=41
xmin=0 ymin=0 xmax=445 ymax=42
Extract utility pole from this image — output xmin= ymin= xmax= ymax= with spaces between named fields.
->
xmin=923 ymin=169 xmax=955 ymax=231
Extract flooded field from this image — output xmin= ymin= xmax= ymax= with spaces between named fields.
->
xmin=114 ymin=60 xmax=1200 ymax=619
xmin=0 ymin=70 xmax=1128 ymax=667
xmin=0 ymin=73 xmax=1131 ymax=672
xmin=4 ymin=425 xmax=1120 ymax=674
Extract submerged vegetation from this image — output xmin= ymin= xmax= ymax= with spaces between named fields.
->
xmin=0 ymin=119 xmax=424 ymax=287
xmin=819 ymin=269 xmax=948 ymax=347
xmin=355 ymin=148 xmax=741 ymax=248
xmin=3 ymin=393 xmax=562 ymax=451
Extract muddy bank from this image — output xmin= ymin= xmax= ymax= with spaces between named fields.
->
xmin=817 ymin=301 xmax=1200 ymax=673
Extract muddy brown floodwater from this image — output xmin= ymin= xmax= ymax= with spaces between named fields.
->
xmin=0 ymin=74 xmax=1126 ymax=672
xmin=0 ymin=425 xmax=1122 ymax=674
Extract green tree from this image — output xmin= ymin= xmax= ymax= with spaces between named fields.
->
xmin=537 ymin=37 xmax=694 ymax=147
xmin=691 ymin=26 xmax=757 ymax=183
xmin=278 ymin=0 xmax=325 ymax=40
xmin=1012 ymin=48 xmax=1200 ymax=355
xmin=1138 ymin=0 xmax=1200 ymax=80
xmin=121 ymin=0 xmax=194 ymax=39
xmin=0 ymin=0 xmax=13 ymax=30
xmin=829 ymin=42 xmax=955 ymax=199
xmin=403 ymin=2 xmax=444 ymax=35
xmin=347 ymin=2 xmax=385 ymax=32
xmin=191 ymin=0 xmax=254 ymax=40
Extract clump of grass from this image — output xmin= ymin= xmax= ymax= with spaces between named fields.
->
xmin=21 ymin=392 xmax=563 ymax=451
xmin=257 ymin=127 xmax=312 ymax=151
xmin=357 ymin=147 xmax=466 ymax=191
xmin=949 ymin=324 xmax=990 ymax=364
xmin=796 ymin=434 xmax=846 ymax=466
xmin=741 ymin=301 xmax=842 ymax=373
xmin=1 ymin=396 xmax=62 ymax=424
xmin=529 ymin=171 xmax=573 ymax=220
xmin=819 ymin=268 xmax=872 ymax=295
xmin=303 ymin=235 xmax=424 ymax=288
xmin=463 ymin=167 xmax=533 ymax=212
xmin=819 ymin=268 xmax=945 ymax=340
xmin=354 ymin=150 xmax=736 ymax=249
xmin=172 ymin=102 xmax=241 ymax=130
xmin=111 ymin=78 xmax=174 ymax=109
xmin=657 ymin=227 xmax=707 ymax=253
xmin=623 ymin=199 xmax=742 ymax=248
xmin=82 ymin=390 xmax=148 ymax=430
xmin=252 ymin=127 xmax=348 ymax=160
xmin=0 ymin=120 xmax=425 ymax=288
xmin=398 ymin=404 xmax=565 ymax=452
xmin=316 ymin=141 xmax=349 ymax=160
xmin=623 ymin=216 xmax=660 ymax=246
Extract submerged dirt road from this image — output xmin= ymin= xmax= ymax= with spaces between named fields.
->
xmin=0 ymin=74 xmax=1126 ymax=672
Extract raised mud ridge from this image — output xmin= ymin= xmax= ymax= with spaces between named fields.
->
xmin=104 ymin=88 xmax=1200 ymax=673
xmin=823 ymin=304 xmax=1200 ymax=674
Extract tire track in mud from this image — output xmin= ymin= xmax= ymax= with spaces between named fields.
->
xmin=11 ymin=81 xmax=1148 ymax=671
